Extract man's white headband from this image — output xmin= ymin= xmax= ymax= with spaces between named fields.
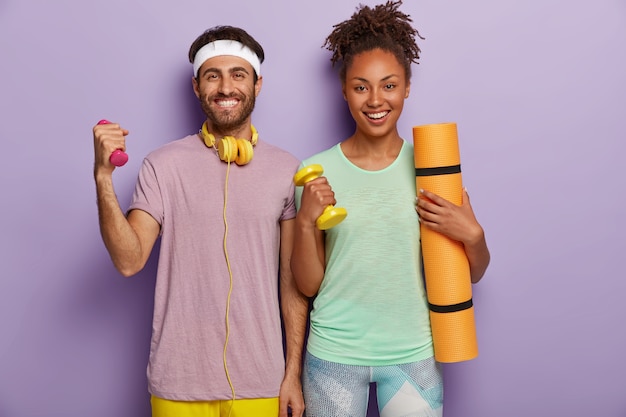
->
xmin=193 ymin=40 xmax=261 ymax=77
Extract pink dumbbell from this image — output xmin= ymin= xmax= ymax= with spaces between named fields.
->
xmin=98 ymin=119 xmax=128 ymax=167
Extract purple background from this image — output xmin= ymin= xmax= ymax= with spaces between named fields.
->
xmin=1 ymin=0 xmax=625 ymax=416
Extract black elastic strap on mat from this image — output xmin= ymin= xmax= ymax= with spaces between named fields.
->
xmin=429 ymin=298 xmax=473 ymax=313
xmin=415 ymin=164 xmax=461 ymax=177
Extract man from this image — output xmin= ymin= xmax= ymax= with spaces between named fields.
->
xmin=93 ymin=25 xmax=307 ymax=417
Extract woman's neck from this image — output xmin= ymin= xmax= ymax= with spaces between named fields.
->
xmin=340 ymin=133 xmax=404 ymax=171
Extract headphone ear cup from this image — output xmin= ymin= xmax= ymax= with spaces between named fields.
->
xmin=235 ymin=139 xmax=254 ymax=165
xmin=217 ymin=136 xmax=238 ymax=163
xmin=201 ymin=123 xmax=216 ymax=148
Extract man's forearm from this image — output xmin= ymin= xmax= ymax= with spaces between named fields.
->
xmin=280 ymin=274 xmax=309 ymax=378
xmin=95 ymin=175 xmax=143 ymax=276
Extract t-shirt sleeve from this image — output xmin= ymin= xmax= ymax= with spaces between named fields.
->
xmin=280 ymin=157 xmax=301 ymax=221
xmin=128 ymin=158 xmax=164 ymax=227
xmin=293 ymin=160 xmax=307 ymax=211
xmin=280 ymin=181 xmax=297 ymax=221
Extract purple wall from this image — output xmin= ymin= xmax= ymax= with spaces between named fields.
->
xmin=1 ymin=1 xmax=625 ymax=416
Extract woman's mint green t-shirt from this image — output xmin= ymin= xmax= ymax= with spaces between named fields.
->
xmin=296 ymin=141 xmax=434 ymax=366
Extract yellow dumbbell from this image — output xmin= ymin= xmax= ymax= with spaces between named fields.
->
xmin=293 ymin=164 xmax=347 ymax=230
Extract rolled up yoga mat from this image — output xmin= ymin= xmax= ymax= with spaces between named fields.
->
xmin=413 ymin=122 xmax=478 ymax=363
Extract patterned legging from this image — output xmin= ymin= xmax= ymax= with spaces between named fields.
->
xmin=303 ymin=352 xmax=443 ymax=417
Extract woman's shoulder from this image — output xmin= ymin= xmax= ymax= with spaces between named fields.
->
xmin=301 ymin=143 xmax=342 ymax=167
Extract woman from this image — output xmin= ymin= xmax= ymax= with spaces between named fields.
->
xmin=291 ymin=1 xmax=491 ymax=416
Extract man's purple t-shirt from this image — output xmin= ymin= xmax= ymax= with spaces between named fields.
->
xmin=129 ymin=133 xmax=299 ymax=401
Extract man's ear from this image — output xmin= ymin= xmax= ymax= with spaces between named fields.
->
xmin=192 ymin=76 xmax=200 ymax=99
xmin=405 ymin=82 xmax=411 ymax=99
xmin=254 ymin=76 xmax=263 ymax=97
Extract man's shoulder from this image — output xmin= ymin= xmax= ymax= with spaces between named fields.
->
xmin=256 ymin=140 xmax=300 ymax=166
xmin=144 ymin=134 xmax=199 ymax=161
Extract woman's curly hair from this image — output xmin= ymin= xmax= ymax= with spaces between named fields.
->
xmin=323 ymin=0 xmax=424 ymax=81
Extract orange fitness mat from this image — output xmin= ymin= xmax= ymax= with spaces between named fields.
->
xmin=413 ymin=122 xmax=478 ymax=363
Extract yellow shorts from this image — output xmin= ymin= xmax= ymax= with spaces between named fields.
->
xmin=151 ymin=395 xmax=279 ymax=417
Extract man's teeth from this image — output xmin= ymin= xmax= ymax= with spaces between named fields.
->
xmin=217 ymin=100 xmax=238 ymax=107
xmin=367 ymin=111 xmax=388 ymax=119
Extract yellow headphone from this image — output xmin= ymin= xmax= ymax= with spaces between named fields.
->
xmin=199 ymin=121 xmax=260 ymax=407
xmin=201 ymin=121 xmax=258 ymax=165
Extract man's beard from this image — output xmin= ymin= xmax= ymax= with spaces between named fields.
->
xmin=199 ymin=93 xmax=256 ymax=133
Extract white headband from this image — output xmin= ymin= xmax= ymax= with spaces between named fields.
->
xmin=193 ymin=40 xmax=261 ymax=77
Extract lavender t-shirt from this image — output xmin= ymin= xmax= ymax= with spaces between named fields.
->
xmin=129 ymin=133 xmax=299 ymax=401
